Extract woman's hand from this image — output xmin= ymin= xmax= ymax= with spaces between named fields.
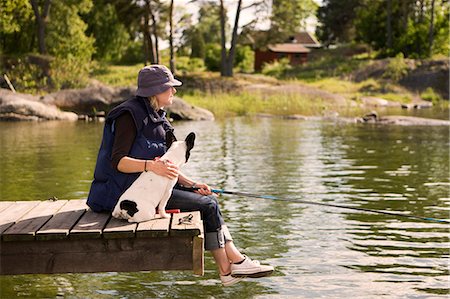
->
xmin=150 ymin=158 xmax=179 ymax=179
xmin=193 ymin=182 xmax=213 ymax=196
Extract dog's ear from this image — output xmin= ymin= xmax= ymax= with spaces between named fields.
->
xmin=185 ymin=132 xmax=195 ymax=162
xmin=165 ymin=130 xmax=177 ymax=149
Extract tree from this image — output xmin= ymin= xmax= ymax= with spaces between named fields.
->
xmin=355 ymin=0 xmax=448 ymax=58
xmin=0 ymin=0 xmax=34 ymax=55
xmin=219 ymin=0 xmax=241 ymax=76
xmin=30 ymin=0 xmax=51 ymax=55
xmin=219 ymin=0 xmax=267 ymax=76
xmin=386 ymin=0 xmax=392 ymax=49
xmin=269 ymin=0 xmax=317 ymax=43
xmin=83 ymin=1 xmax=129 ymax=62
xmin=316 ymin=0 xmax=361 ymax=45
xmin=169 ymin=0 xmax=175 ymax=72
xmin=190 ymin=29 xmax=206 ymax=59
xmin=143 ymin=0 xmax=159 ymax=64
xmin=428 ymin=0 xmax=436 ymax=55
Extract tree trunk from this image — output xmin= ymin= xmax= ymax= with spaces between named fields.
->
xmin=144 ymin=0 xmax=158 ymax=64
xmin=30 ymin=0 xmax=51 ymax=55
xmin=143 ymin=9 xmax=155 ymax=64
xmin=223 ymin=0 xmax=243 ymax=77
xmin=169 ymin=0 xmax=175 ymax=73
xmin=428 ymin=0 xmax=436 ymax=56
xmin=219 ymin=0 xmax=227 ymax=76
xmin=149 ymin=3 xmax=160 ymax=64
xmin=386 ymin=0 xmax=392 ymax=50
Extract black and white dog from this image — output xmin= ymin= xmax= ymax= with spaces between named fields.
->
xmin=112 ymin=131 xmax=195 ymax=222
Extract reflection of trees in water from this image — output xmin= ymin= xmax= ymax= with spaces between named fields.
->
xmin=317 ymin=124 xmax=449 ymax=295
xmin=0 ymin=121 xmax=102 ymax=200
xmin=319 ymin=124 xmax=449 ymax=220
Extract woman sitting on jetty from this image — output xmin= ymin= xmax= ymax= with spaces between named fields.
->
xmin=86 ymin=65 xmax=274 ymax=286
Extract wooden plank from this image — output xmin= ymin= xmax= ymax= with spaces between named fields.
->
xmin=0 ymin=237 xmax=196 ymax=275
xmin=192 ymin=235 xmax=204 ymax=276
xmin=0 ymin=202 xmax=14 ymax=214
xmin=136 ymin=216 xmax=170 ymax=238
xmin=171 ymin=212 xmax=202 ymax=237
xmin=36 ymin=200 xmax=88 ymax=241
xmin=0 ymin=201 xmax=41 ymax=235
xmin=103 ymin=217 xmax=137 ymax=239
xmin=2 ymin=200 xmax=67 ymax=241
xmin=69 ymin=209 xmax=110 ymax=239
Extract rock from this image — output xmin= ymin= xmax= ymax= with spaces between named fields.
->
xmin=376 ymin=116 xmax=450 ymax=126
xmin=43 ymin=84 xmax=118 ymax=114
xmin=166 ymin=97 xmax=215 ymax=121
xmin=401 ymin=102 xmax=433 ymax=109
xmin=360 ymin=96 xmax=401 ymax=107
xmin=358 ymin=113 xmax=450 ymax=126
xmin=0 ymin=89 xmax=78 ymax=121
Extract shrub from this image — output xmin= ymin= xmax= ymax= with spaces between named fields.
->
xmin=50 ymin=56 xmax=93 ymax=89
xmin=235 ymin=46 xmax=254 ymax=73
xmin=204 ymin=43 xmax=221 ymax=72
xmin=174 ymin=57 xmax=206 ymax=73
xmin=421 ymin=87 xmax=443 ymax=103
xmin=4 ymin=57 xmax=49 ymax=94
xmin=261 ymin=58 xmax=292 ymax=78
xmin=383 ymin=53 xmax=409 ymax=82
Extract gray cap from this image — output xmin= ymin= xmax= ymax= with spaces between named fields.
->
xmin=136 ymin=65 xmax=182 ymax=97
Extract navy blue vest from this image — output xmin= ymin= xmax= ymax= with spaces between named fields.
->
xmin=87 ymin=96 xmax=173 ymax=212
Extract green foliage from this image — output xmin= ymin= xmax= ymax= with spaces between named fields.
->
xmin=355 ymin=0 xmax=449 ymax=58
xmin=84 ymin=2 xmax=129 ymax=63
xmin=4 ymin=57 xmax=48 ymax=93
xmin=175 ymin=57 xmax=205 ymax=73
xmin=44 ymin=1 xmax=95 ymax=89
xmin=261 ymin=58 xmax=292 ymax=78
xmin=0 ymin=0 xmax=32 ymax=34
xmin=318 ymin=0 xmax=449 ymax=58
xmin=118 ymin=42 xmax=144 ymax=65
xmin=421 ymin=87 xmax=443 ymax=103
xmin=50 ymin=57 xmax=93 ymax=90
xmin=190 ymin=30 xmax=206 ymax=59
xmin=0 ymin=0 xmax=34 ymax=55
xmin=316 ymin=0 xmax=360 ymax=44
xmin=196 ymin=2 xmax=223 ymax=45
xmin=204 ymin=43 xmax=221 ymax=72
xmin=47 ymin=1 xmax=95 ymax=61
xmin=270 ymin=0 xmax=317 ymax=41
xmin=383 ymin=53 xmax=409 ymax=82
xmin=234 ymin=46 xmax=254 ymax=73
xmin=90 ymin=63 xmax=141 ymax=87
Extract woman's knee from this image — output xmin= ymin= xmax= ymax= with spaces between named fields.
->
xmin=201 ymin=196 xmax=219 ymax=213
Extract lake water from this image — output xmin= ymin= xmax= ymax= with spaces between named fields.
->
xmin=0 ymin=117 xmax=449 ymax=298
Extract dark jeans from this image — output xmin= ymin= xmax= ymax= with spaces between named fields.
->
xmin=166 ymin=188 xmax=232 ymax=250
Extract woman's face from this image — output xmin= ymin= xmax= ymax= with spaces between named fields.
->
xmin=155 ymin=87 xmax=176 ymax=108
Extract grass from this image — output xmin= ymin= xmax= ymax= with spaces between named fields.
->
xmin=90 ymin=63 xmax=142 ymax=87
xmin=181 ymin=90 xmax=358 ymax=118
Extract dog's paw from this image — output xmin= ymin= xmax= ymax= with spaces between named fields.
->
xmin=159 ymin=211 xmax=170 ymax=218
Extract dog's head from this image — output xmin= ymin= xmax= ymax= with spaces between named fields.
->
xmin=164 ymin=131 xmax=195 ymax=165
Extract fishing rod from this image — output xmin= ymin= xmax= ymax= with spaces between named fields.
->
xmin=177 ymin=185 xmax=449 ymax=224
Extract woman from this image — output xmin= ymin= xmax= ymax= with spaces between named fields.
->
xmin=87 ymin=65 xmax=273 ymax=286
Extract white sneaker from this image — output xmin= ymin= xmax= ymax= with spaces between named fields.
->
xmin=231 ymin=255 xmax=274 ymax=278
xmin=220 ymin=274 xmax=243 ymax=286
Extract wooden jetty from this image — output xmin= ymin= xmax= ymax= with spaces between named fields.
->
xmin=0 ymin=200 xmax=204 ymax=276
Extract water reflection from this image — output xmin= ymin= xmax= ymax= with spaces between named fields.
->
xmin=0 ymin=118 xmax=448 ymax=298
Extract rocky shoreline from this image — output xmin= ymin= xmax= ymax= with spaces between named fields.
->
xmin=0 ymin=83 xmax=448 ymax=126
xmin=0 ymin=84 xmax=214 ymax=122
